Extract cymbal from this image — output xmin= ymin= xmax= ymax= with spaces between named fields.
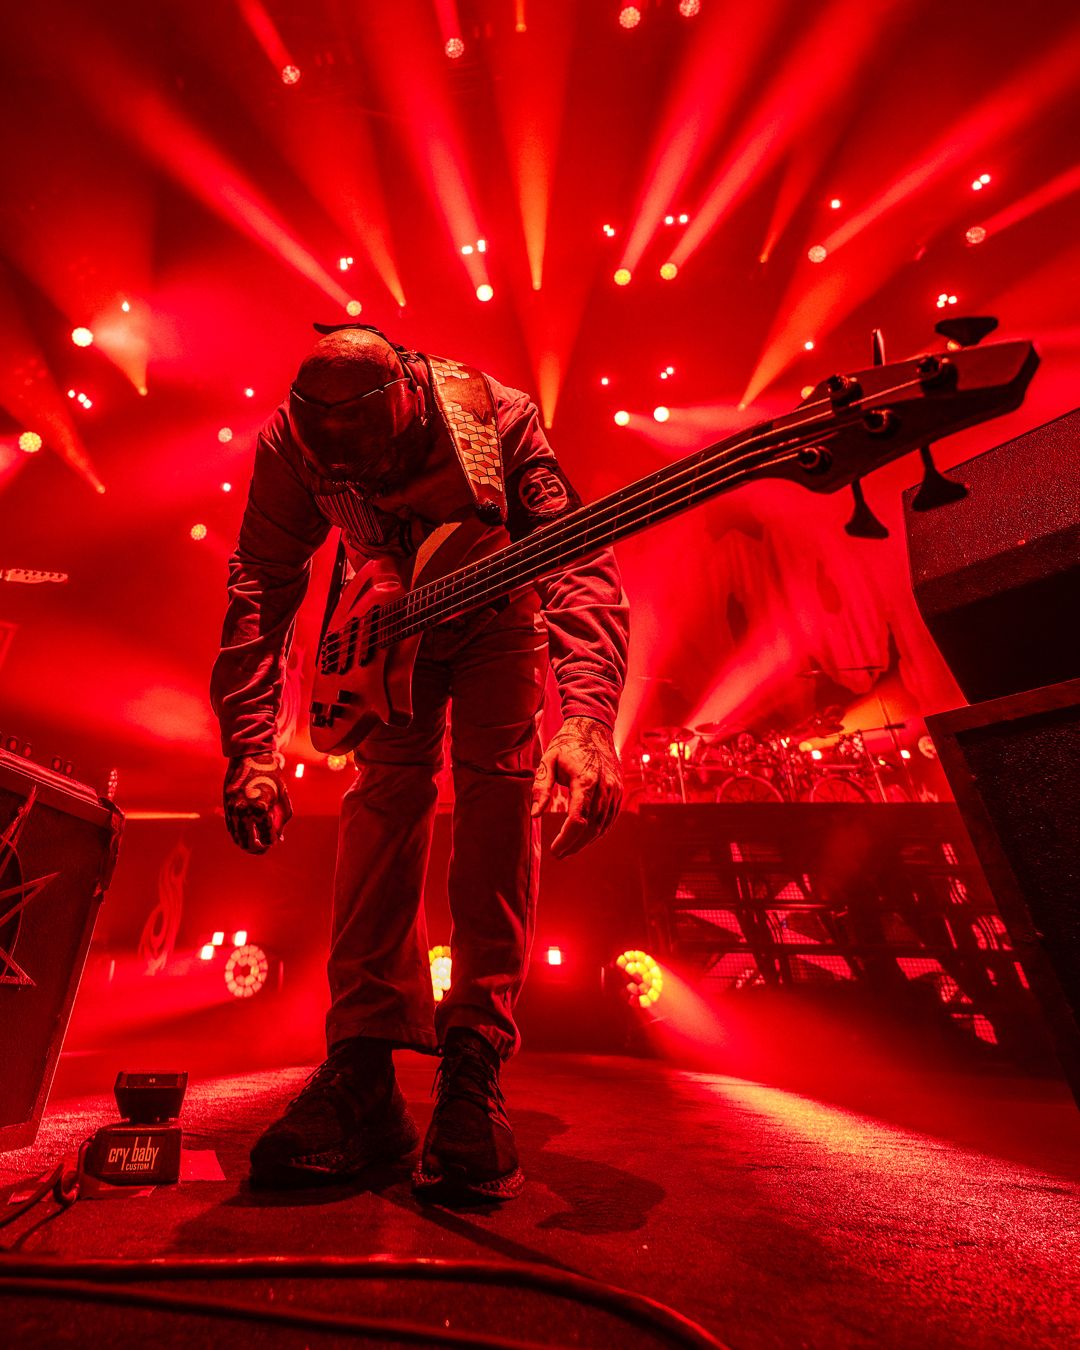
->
xmin=793 ymin=714 xmax=845 ymax=738
xmin=641 ymin=726 xmax=694 ymax=743
xmin=693 ymin=721 xmax=734 ymax=737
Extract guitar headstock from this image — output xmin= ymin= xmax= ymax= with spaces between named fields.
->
xmin=762 ymin=340 xmax=1039 ymax=495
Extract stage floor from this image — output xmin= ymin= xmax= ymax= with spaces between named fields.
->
xmin=2 ymin=1053 xmax=1079 ymax=1348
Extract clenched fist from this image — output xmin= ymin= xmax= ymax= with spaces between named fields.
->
xmin=223 ymin=750 xmax=293 ymax=855
xmin=531 ymin=716 xmax=622 ymax=859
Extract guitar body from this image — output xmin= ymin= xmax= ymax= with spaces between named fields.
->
xmin=309 ymin=515 xmax=507 ymax=754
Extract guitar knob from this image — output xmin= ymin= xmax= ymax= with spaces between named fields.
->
xmin=845 ymin=480 xmax=889 ymax=539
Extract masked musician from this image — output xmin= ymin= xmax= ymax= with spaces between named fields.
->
xmin=210 ymin=325 xmax=628 ymax=1201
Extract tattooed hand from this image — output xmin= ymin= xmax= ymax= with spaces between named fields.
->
xmin=223 ymin=750 xmax=293 ymax=855
xmin=531 ymin=716 xmax=623 ymax=859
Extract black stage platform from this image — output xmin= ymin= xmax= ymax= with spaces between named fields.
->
xmin=3 ymin=1051 xmax=1079 ymax=1348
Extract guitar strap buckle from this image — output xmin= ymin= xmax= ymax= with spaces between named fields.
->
xmin=424 ymin=354 xmax=507 ymax=525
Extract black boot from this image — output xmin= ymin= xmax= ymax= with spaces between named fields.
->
xmin=250 ymin=1037 xmax=419 ymax=1189
xmin=413 ymin=1028 xmax=523 ymax=1202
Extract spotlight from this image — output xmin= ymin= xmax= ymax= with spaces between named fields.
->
xmin=461 ymin=244 xmax=474 ymax=255
xmin=666 ymin=365 xmax=674 ymax=374
xmin=211 ymin=932 xmax=225 ymax=946
xmin=218 ymin=427 xmax=233 ymax=443
xmin=18 ymin=431 xmax=42 ymax=453
xmin=71 ymin=327 xmax=94 ymax=347
xmin=338 ymin=256 xmax=353 ymax=271
xmin=811 ymin=749 xmax=823 ymax=760
xmin=613 ymin=267 xmax=632 ymax=286
xmin=232 ymin=930 xmax=248 ymax=947
xmin=222 ymin=482 xmax=232 ymax=492
xmin=281 ymin=65 xmax=301 ymax=85
xmin=800 ymin=385 xmax=815 ymax=399
xmin=430 ymin=945 xmax=452 ymax=1002
xmin=476 ymin=239 xmax=487 ymax=253
xmin=199 ymin=944 xmax=215 ymax=961
xmin=121 ymin=300 xmax=131 ymax=313
xmin=346 ymin=300 xmax=363 ymax=316
xmin=224 ymin=944 xmax=269 ymax=999
xmin=294 ymin=763 xmax=305 ymax=779
xmin=602 ymin=224 xmax=616 ymax=237
xmin=679 ymin=0 xmax=701 ymax=15
xmin=244 ymin=387 xmax=255 ymax=398
xmin=807 ymin=245 xmax=827 ymax=263
xmin=445 ymin=37 xmax=465 ymax=59
xmin=190 ymin=524 xmax=207 ymax=541
xmin=641 ymin=752 xmax=651 ymax=764
xmin=677 ymin=213 xmax=689 ymax=224
xmin=619 ymin=6 xmax=642 ymax=28
xmin=615 ymin=950 xmax=663 ymax=1007
xmin=476 ymin=284 xmax=494 ymax=302
xmin=965 ymin=225 xmax=987 ymax=245
xmin=653 ymin=406 xmax=670 ymax=423
xmin=659 ymin=262 xmax=678 ymax=280
xmin=545 ymin=946 xmax=563 ymax=966
xmin=900 ymin=750 xmax=911 ymax=761
xmin=803 ymin=340 xmax=815 ymax=351
xmin=614 ymin=410 xmax=630 ymax=426
xmin=327 ymin=753 xmax=349 ymax=771
xmin=600 ymin=376 xmax=610 ymax=386
xmin=664 ymin=215 xmax=675 ymax=225
xmin=829 ymin=198 xmax=842 ymax=209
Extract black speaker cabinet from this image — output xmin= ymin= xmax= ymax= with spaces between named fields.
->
xmin=904 ymin=406 xmax=1080 ymax=704
xmin=926 ymin=679 xmax=1080 ymax=1102
xmin=0 ymin=749 xmax=123 ymax=1150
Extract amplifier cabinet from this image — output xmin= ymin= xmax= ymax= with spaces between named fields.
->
xmin=0 ymin=748 xmax=123 ymax=1150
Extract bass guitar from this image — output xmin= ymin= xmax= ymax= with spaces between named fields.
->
xmin=310 ymin=341 xmax=1038 ymax=753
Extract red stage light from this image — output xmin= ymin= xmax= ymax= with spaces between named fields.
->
xmin=218 ymin=428 xmax=233 ymax=443
xmin=602 ymin=224 xmax=616 ymax=237
xmin=327 ymin=754 xmax=349 ymax=771
xmin=294 ymin=763 xmax=305 ymax=779
xmin=807 ymin=245 xmax=827 ymax=263
xmin=244 ymin=387 xmax=255 ymax=398
xmin=800 ymin=385 xmax=815 ymax=399
xmin=346 ymin=300 xmax=362 ymax=316
xmin=476 ymin=284 xmax=494 ymax=302
xmin=660 ymin=262 xmax=678 ymax=280
xmin=190 ymin=524 xmax=207 ymax=541
xmin=445 ymin=38 xmax=465 ymax=59
xmin=121 ymin=300 xmax=131 ymax=313
xmin=613 ymin=268 xmax=631 ymax=286
xmin=965 ymin=225 xmax=987 ymax=245
xmin=546 ymin=946 xmax=563 ymax=966
xmin=211 ymin=931 xmax=225 ymax=946
xmin=71 ymin=327 xmax=94 ymax=347
xmin=614 ymin=410 xmax=630 ymax=426
xmin=224 ymin=944 xmax=269 ymax=998
xmin=653 ymin=406 xmax=670 ymax=423
xmin=232 ymin=930 xmax=248 ymax=947
xmin=679 ymin=0 xmax=701 ymax=17
xmin=619 ymin=7 xmax=642 ymax=29
xmin=803 ymin=339 xmax=815 ymax=350
xmin=222 ymin=482 xmax=232 ymax=493
xmin=677 ymin=213 xmax=689 ymax=224
xmin=281 ymin=64 xmax=301 ymax=85
xmin=18 ymin=431 xmax=42 ymax=453
xmin=600 ymin=376 xmax=610 ymax=386
xmin=199 ymin=944 xmax=215 ymax=961
xmin=338 ymin=256 xmax=354 ymax=271
xmin=829 ymin=197 xmax=841 ymax=209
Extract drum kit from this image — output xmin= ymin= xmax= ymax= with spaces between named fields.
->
xmin=626 ymin=669 xmax=917 ymax=805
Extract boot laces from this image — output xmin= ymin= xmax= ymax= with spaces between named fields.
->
xmin=432 ymin=1038 xmax=507 ymax=1120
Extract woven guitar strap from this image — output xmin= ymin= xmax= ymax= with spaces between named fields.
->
xmin=424 ymin=353 xmax=507 ymax=525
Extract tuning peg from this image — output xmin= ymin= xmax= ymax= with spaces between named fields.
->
xmin=912 ymin=445 xmax=968 ymax=511
xmin=934 ymin=314 xmax=998 ymax=348
xmin=845 ymin=479 xmax=889 ymax=538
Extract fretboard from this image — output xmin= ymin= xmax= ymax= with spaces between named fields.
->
xmin=372 ymin=414 xmax=815 ymax=649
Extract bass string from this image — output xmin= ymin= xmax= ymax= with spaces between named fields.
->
xmin=368 ymin=369 xmax=927 ymax=649
xmin=373 ymin=441 xmax=810 ymax=649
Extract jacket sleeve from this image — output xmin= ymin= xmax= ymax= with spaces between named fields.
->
xmin=498 ymin=389 xmax=629 ymax=729
xmin=210 ymin=421 xmax=331 ymax=756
